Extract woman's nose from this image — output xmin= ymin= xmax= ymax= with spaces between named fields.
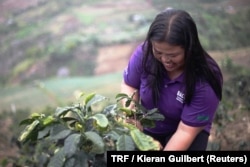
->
xmin=160 ymin=55 xmax=171 ymax=62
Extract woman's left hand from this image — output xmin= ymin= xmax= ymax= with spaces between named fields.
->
xmin=126 ymin=118 xmax=143 ymax=131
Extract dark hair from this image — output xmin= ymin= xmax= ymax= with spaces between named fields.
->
xmin=142 ymin=9 xmax=223 ymax=105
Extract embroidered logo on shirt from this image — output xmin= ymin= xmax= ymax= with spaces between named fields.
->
xmin=176 ymin=90 xmax=185 ymax=103
xmin=197 ymin=115 xmax=209 ymax=121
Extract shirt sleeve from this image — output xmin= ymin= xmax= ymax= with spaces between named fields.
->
xmin=123 ymin=44 xmax=144 ymax=89
xmin=181 ymin=82 xmax=220 ymax=127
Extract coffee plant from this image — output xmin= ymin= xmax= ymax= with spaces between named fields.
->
xmin=16 ymin=92 xmax=164 ymax=167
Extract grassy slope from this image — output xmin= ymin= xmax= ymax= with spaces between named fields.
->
xmin=0 ymin=72 xmax=122 ymax=112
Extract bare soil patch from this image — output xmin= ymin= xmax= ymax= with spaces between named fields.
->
xmin=0 ymin=118 xmax=19 ymax=161
xmin=94 ymin=43 xmax=138 ymax=75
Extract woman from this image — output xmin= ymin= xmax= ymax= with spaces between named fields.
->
xmin=121 ymin=9 xmax=223 ymax=150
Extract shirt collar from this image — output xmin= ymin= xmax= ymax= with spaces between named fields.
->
xmin=164 ymin=72 xmax=184 ymax=84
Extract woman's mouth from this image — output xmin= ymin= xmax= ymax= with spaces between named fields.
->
xmin=164 ymin=63 xmax=174 ymax=69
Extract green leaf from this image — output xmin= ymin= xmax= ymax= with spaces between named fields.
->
xmin=48 ymin=148 xmax=66 ymax=167
xmin=130 ymin=129 xmax=160 ymax=151
xmin=85 ymin=119 xmax=95 ymax=131
xmin=18 ymin=120 xmax=40 ymax=143
xmin=51 ymin=129 xmax=72 ymax=141
xmin=115 ymin=93 xmax=129 ymax=99
xmin=38 ymin=126 xmax=51 ymax=139
xmin=114 ymin=127 xmax=129 ymax=133
xmin=19 ymin=118 xmax=34 ymax=126
xmin=85 ymin=94 xmax=107 ymax=109
xmin=140 ymin=119 xmax=155 ymax=128
xmin=119 ymin=107 xmax=133 ymax=116
xmin=55 ymin=106 xmax=73 ymax=117
xmin=116 ymin=118 xmax=137 ymax=131
xmin=38 ymin=152 xmax=50 ymax=166
xmin=146 ymin=108 xmax=159 ymax=115
xmin=90 ymin=113 xmax=108 ymax=128
xmin=50 ymin=124 xmax=72 ymax=140
xmin=145 ymin=113 xmax=165 ymax=121
xmin=70 ymin=107 xmax=85 ymax=123
xmin=136 ymin=103 xmax=147 ymax=113
xmin=116 ymin=134 xmax=135 ymax=151
xmin=125 ymin=99 xmax=132 ymax=108
xmin=64 ymin=133 xmax=81 ymax=158
xmin=74 ymin=151 xmax=89 ymax=167
xmin=42 ymin=115 xmax=56 ymax=126
xmin=30 ymin=112 xmax=44 ymax=119
xmin=103 ymin=104 xmax=117 ymax=116
xmin=84 ymin=92 xmax=96 ymax=105
xmin=105 ymin=131 xmax=120 ymax=141
xmin=84 ymin=131 xmax=105 ymax=154
xmin=64 ymin=157 xmax=75 ymax=167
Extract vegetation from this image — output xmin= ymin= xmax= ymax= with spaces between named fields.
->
xmin=0 ymin=72 xmax=122 ymax=112
xmin=208 ymin=57 xmax=250 ymax=150
xmin=13 ymin=92 xmax=164 ymax=166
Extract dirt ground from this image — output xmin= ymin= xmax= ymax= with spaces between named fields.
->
xmin=94 ymin=42 xmax=138 ymax=75
xmin=0 ymin=118 xmax=19 ymax=162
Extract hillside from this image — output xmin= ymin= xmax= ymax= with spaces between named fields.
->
xmin=0 ymin=0 xmax=154 ymax=85
xmin=0 ymin=0 xmax=250 ymax=86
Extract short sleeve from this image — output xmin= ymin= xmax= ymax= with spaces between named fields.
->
xmin=181 ymin=82 xmax=220 ymax=127
xmin=123 ymin=44 xmax=144 ymax=89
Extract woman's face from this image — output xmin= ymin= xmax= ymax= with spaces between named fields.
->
xmin=152 ymin=41 xmax=185 ymax=79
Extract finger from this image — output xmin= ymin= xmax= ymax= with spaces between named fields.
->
xmin=126 ymin=119 xmax=135 ymax=124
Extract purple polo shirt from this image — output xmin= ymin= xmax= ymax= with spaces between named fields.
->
xmin=123 ymin=44 xmax=220 ymax=134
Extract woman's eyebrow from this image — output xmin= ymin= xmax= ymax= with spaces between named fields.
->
xmin=152 ymin=47 xmax=162 ymax=52
xmin=153 ymin=48 xmax=175 ymax=55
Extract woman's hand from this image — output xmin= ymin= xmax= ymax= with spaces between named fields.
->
xmin=126 ymin=118 xmax=143 ymax=131
xmin=126 ymin=118 xmax=164 ymax=150
xmin=163 ymin=121 xmax=204 ymax=150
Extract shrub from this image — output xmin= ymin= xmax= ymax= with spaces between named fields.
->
xmin=16 ymin=92 xmax=164 ymax=166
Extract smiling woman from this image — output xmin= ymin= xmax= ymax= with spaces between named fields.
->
xmin=152 ymin=41 xmax=185 ymax=80
xmin=120 ymin=8 xmax=223 ymax=151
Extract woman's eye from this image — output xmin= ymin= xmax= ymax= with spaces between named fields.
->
xmin=154 ymin=51 xmax=162 ymax=55
xmin=167 ymin=54 xmax=177 ymax=58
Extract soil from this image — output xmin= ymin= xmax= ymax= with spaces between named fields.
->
xmin=0 ymin=118 xmax=19 ymax=162
xmin=94 ymin=42 xmax=138 ymax=75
